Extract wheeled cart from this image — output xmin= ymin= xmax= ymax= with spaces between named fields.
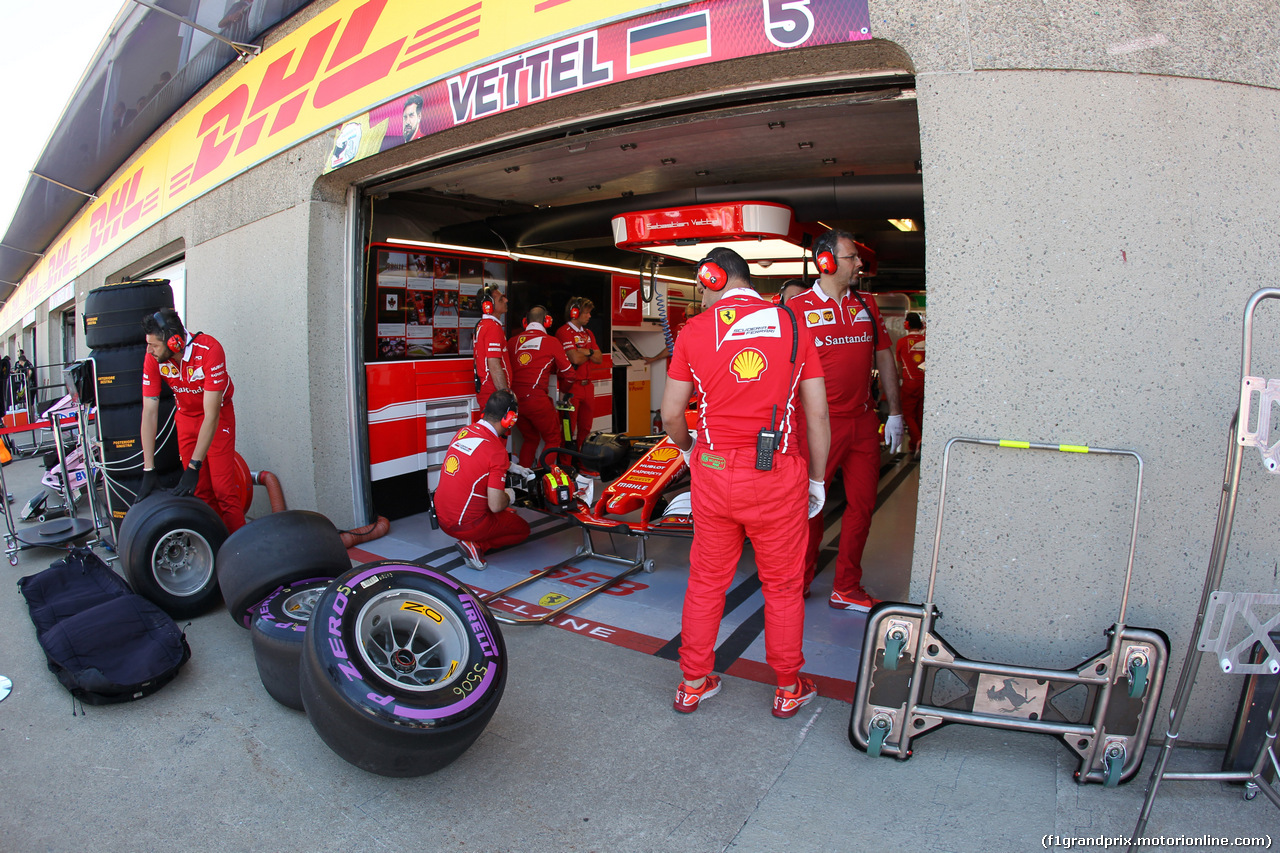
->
xmin=850 ymin=437 xmax=1169 ymax=787
xmin=1131 ymin=288 xmax=1280 ymax=845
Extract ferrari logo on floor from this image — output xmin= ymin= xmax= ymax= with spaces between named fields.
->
xmin=539 ymin=592 xmax=570 ymax=607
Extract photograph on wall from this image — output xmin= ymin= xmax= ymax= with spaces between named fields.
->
xmin=407 ymin=253 xmax=432 ymax=286
xmin=406 ymin=288 xmax=432 ymax=326
xmin=432 ymin=255 xmax=456 ymax=281
xmin=377 ymin=251 xmax=407 ymax=286
xmin=376 ymin=320 xmax=407 ymax=360
xmin=432 ymin=325 xmax=459 ymax=355
xmin=460 ymin=259 xmax=483 ymax=286
xmin=483 ymin=260 xmax=508 ymax=286
xmin=377 ymin=286 xmax=408 ymax=325
xmin=406 ymin=325 xmax=432 ymax=359
xmin=458 ymin=324 xmax=475 ymax=356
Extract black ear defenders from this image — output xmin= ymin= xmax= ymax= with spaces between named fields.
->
xmin=814 ymin=233 xmax=838 ymax=276
xmin=153 ymin=312 xmax=184 ymax=355
xmin=696 ymin=257 xmax=728 ymax=291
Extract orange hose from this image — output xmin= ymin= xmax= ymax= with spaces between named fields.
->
xmin=341 ymin=515 xmax=390 ymax=548
xmin=251 ymin=470 xmax=287 ymax=513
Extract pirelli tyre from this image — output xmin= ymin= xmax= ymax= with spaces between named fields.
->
xmin=216 ymin=510 xmax=351 ymax=628
xmin=117 ymin=493 xmax=229 ymax=619
xmin=89 ymin=345 xmax=147 ymax=408
xmin=83 ymin=278 xmax=173 ymax=349
xmin=97 ymin=398 xmax=181 ymax=475
xmin=299 ymin=562 xmax=507 ymax=777
xmin=251 ymin=579 xmax=330 ymax=711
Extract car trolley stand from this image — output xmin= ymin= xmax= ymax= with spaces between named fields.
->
xmin=1130 ymin=288 xmax=1280 ymax=845
xmin=849 ymin=437 xmax=1169 ymax=787
xmin=478 ymin=526 xmax=654 ymax=625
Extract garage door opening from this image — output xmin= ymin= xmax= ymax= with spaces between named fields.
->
xmin=358 ymin=75 xmax=925 ymax=602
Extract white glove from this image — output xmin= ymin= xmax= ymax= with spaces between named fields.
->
xmin=679 ymin=432 xmax=696 ymax=468
xmin=507 ymin=461 xmax=534 ymax=480
xmin=807 ymin=479 xmax=825 ymax=519
xmin=884 ymin=414 xmax=905 ymax=454
xmin=504 ymin=487 xmax=517 ymax=505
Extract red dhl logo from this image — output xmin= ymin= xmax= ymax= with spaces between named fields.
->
xmin=179 ymin=0 xmax=483 ymax=194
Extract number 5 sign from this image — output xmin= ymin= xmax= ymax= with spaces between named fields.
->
xmin=764 ymin=0 xmax=815 ymax=48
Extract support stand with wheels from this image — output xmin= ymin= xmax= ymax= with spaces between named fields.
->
xmin=850 ymin=437 xmax=1169 ymax=787
xmin=1130 ymin=289 xmax=1280 ymax=846
xmin=478 ymin=526 xmax=654 ymax=625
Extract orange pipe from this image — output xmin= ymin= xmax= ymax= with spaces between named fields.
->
xmin=251 ymin=470 xmax=287 ymax=513
xmin=341 ymin=515 xmax=390 ymax=549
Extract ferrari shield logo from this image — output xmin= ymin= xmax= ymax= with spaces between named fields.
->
xmin=539 ymin=591 xmax=570 ymax=607
xmin=719 ymin=308 xmax=736 ymax=325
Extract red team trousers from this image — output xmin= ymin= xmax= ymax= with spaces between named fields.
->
xmin=444 ymin=508 xmax=531 ymax=554
xmin=804 ymin=406 xmax=881 ymax=596
xmin=175 ymin=404 xmax=245 ymax=532
xmin=683 ymin=449 xmax=809 ymax=688
xmin=514 ymin=392 xmax=561 ymax=468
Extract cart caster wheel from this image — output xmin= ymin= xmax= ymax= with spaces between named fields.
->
xmin=1102 ymin=743 xmax=1125 ymax=788
xmin=867 ymin=714 xmax=892 ymax=758
xmin=8 ymin=556 xmax=16 ymax=566
xmin=883 ymin=631 xmax=905 ymax=671
xmin=1245 ymin=782 xmax=1259 ymax=801
xmin=1127 ymin=659 xmax=1149 ymax=698
xmin=643 ymin=560 xmax=654 ymax=574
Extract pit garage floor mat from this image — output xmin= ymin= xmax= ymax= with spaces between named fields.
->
xmin=349 ymin=455 xmax=919 ymax=703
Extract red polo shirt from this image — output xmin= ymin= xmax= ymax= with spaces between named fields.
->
xmin=556 ymin=322 xmax=598 ymax=390
xmin=508 ymin=326 xmax=571 ymax=396
xmin=473 ymin=315 xmax=511 ymax=397
xmin=668 ymin=288 xmax=822 ymax=455
xmin=896 ymin=331 xmax=926 ymax=386
xmin=433 ymin=420 xmax=509 ymax=530
xmin=787 ymin=284 xmax=890 ymax=416
xmin=141 ymin=332 xmax=234 ymax=416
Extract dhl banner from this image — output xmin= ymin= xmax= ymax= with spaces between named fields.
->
xmin=2 ymin=0 xmax=868 ymax=331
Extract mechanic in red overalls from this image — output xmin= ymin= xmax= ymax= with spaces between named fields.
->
xmin=473 ymin=284 xmax=512 ymax=416
xmin=508 ymin=305 xmax=572 ymax=468
xmin=661 ymin=247 xmax=831 ymax=718
xmin=555 ymin=297 xmax=602 ymax=448
xmin=138 ymin=309 xmax=245 ymax=532
xmin=895 ymin=312 xmax=926 ymax=459
xmin=789 ymin=230 xmax=904 ymax=612
xmin=434 ymin=390 xmax=531 ymax=570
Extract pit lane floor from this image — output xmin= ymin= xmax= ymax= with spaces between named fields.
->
xmin=0 ymin=453 xmax=1273 ymax=852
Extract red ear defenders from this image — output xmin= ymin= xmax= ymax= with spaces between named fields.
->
xmin=522 ymin=309 xmax=551 ymax=330
xmin=568 ymin=300 xmax=581 ymax=321
xmin=696 ymin=258 xmax=727 ymax=291
xmin=153 ymin=312 xmax=184 ymax=355
xmin=480 ymin=287 xmax=497 ymax=315
xmin=815 ymin=248 xmax=837 ymax=275
xmin=500 ymin=405 xmax=518 ymax=429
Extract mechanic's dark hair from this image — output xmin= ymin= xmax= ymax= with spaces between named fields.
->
xmin=779 ymin=279 xmax=808 ymax=303
xmin=404 ymin=93 xmax=423 ymax=112
xmin=142 ymin=307 xmax=184 ymax=340
xmin=905 ymin=312 xmax=924 ymax=330
xmin=813 ymin=228 xmax=856 ymax=263
xmin=483 ymin=389 xmax=518 ymax=422
xmin=704 ymin=246 xmax=752 ymax=288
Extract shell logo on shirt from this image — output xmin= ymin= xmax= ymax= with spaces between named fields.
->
xmin=731 ymin=348 xmax=767 ymax=382
xmin=804 ymin=309 xmax=837 ymax=327
xmin=159 ymin=363 xmax=179 ymax=378
xmin=518 ymin=352 xmax=532 ymax=365
xmin=443 ymin=454 xmax=461 ymax=475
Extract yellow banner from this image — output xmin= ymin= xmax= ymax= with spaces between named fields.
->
xmin=4 ymin=0 xmax=692 ymax=329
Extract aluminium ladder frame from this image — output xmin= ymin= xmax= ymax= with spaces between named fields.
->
xmin=850 ymin=437 xmax=1169 ymax=787
xmin=1131 ymin=288 xmax=1280 ymax=846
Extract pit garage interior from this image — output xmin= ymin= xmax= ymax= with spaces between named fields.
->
xmin=350 ymin=73 xmax=926 ymax=699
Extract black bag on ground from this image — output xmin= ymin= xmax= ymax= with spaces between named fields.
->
xmin=17 ymin=548 xmax=191 ymax=704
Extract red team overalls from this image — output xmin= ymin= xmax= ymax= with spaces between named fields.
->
xmin=787 ymin=284 xmax=892 ymax=599
xmin=555 ymin=322 xmax=598 ymax=446
xmin=141 ymin=333 xmax=245 ymax=532
xmin=434 ymin=420 xmax=530 ymax=553
xmin=473 ymin=314 xmax=512 ymax=416
xmin=668 ymin=289 xmax=823 ymax=688
xmin=508 ymin=324 xmax=572 ymax=468
xmin=895 ymin=330 xmax=926 ymax=455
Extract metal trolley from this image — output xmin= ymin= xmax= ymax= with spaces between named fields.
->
xmin=1131 ymin=288 xmax=1280 ymax=843
xmin=850 ymin=437 xmax=1169 ymax=787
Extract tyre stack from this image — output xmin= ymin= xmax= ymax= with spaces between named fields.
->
xmin=83 ymin=279 xmax=182 ymax=526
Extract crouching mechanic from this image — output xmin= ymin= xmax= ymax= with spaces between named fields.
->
xmin=661 ymin=247 xmax=831 ymax=719
xmin=434 ymin=390 xmax=531 ymax=570
xmin=508 ymin=305 xmax=572 ymax=468
xmin=138 ymin=309 xmax=246 ymax=532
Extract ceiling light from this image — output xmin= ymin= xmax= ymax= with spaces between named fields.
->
xmin=888 ymin=218 xmax=919 ymax=231
xmin=587 ymin=184 xmax=601 ymax=191
xmin=842 ymin=170 xmax=856 ymax=177
xmin=661 ymin=158 xmax=677 ymax=165
xmin=503 ymin=165 xmax=520 ymax=173
xmin=549 ymin=176 xmax=563 ymax=183
xmin=822 ymin=158 xmax=836 ymax=165
xmin=385 ymin=237 xmax=696 ymax=284
xmin=768 ymin=121 xmax=785 ymax=130
xmin=620 ymin=143 xmax=637 ymax=150
xmin=797 ymin=141 xmax=813 ymax=149
xmin=695 ymin=169 xmax=709 ymax=176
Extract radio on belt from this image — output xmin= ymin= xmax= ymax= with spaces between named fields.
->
xmin=756 ymin=405 xmax=783 ymax=471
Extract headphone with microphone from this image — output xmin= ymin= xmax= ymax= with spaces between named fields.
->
xmin=813 ymin=231 xmax=840 ymax=276
xmin=500 ymin=401 xmax=519 ymax=430
xmin=567 ymin=299 xmax=582 ymax=322
xmin=152 ymin=311 xmax=185 ymax=356
xmin=522 ymin=306 xmax=552 ymax=330
xmin=696 ymin=257 xmax=728 ymax=291
xmin=480 ymin=285 xmax=499 ymax=316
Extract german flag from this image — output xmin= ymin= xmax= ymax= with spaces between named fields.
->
xmin=627 ymin=12 xmax=711 ymax=73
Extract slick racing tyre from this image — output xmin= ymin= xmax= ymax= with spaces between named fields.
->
xmin=251 ymin=579 xmax=330 ymax=711
xmin=299 ymin=562 xmax=507 ymax=777
xmin=88 ymin=345 xmax=147 ymax=408
xmin=83 ymin=278 xmax=173 ymax=349
xmin=216 ymin=510 xmax=350 ymax=628
xmin=118 ymin=493 xmax=229 ymax=619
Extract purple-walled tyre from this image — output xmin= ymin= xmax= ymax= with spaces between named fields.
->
xmin=299 ymin=561 xmax=506 ymax=777
xmin=216 ymin=510 xmax=351 ymax=628
xmin=250 ymin=579 xmax=330 ymax=711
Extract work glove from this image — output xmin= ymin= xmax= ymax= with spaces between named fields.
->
xmin=172 ymin=460 xmax=202 ymax=497
xmin=137 ymin=468 xmax=158 ymax=502
xmin=508 ymin=461 xmax=534 ymax=481
xmin=679 ymin=432 xmax=696 ymax=468
xmin=504 ymin=487 xmax=517 ymax=506
xmin=883 ymin=414 xmax=905 ymax=454
xmin=807 ymin=479 xmax=826 ymax=519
